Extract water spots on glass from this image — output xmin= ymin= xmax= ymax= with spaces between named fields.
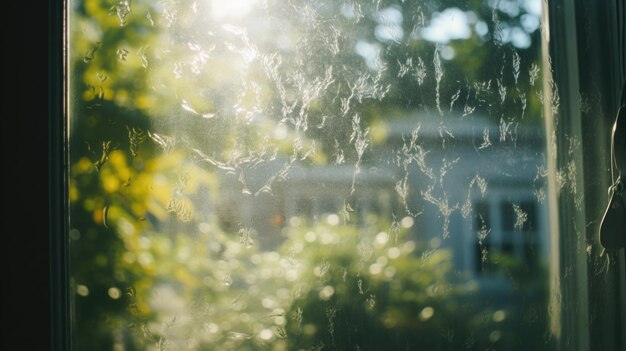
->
xmin=326 ymin=305 xmax=338 ymax=345
xmin=137 ymin=46 xmax=149 ymax=68
xmin=180 ymin=99 xmax=199 ymax=115
xmin=97 ymin=85 xmax=105 ymax=99
xmin=492 ymin=2 xmax=504 ymax=47
xmin=449 ymin=88 xmax=461 ymax=112
xmin=462 ymin=175 xmax=488 ymax=217
xmin=167 ymin=196 xmax=193 ymax=222
xmin=477 ymin=229 xmax=491 ymax=266
xmin=512 ymin=49 xmax=521 ymax=84
xmin=463 ymin=104 xmax=476 ymax=117
xmin=227 ymin=331 xmax=252 ymax=340
xmin=127 ymin=126 xmax=145 ymax=157
xmin=519 ymin=91 xmax=528 ymax=118
xmin=434 ymin=45 xmax=444 ymax=115
xmin=147 ymin=131 xmax=176 ymax=154
xmin=479 ymin=127 xmax=492 ymax=149
xmin=397 ymin=57 xmax=412 ymax=78
xmin=70 ymin=0 xmax=553 ymax=349
xmin=144 ymin=10 xmax=155 ymax=26
xmin=415 ymin=56 xmax=427 ymax=86
xmin=110 ymin=0 xmax=132 ymax=26
xmin=499 ymin=116 xmax=515 ymax=142
xmin=549 ymin=78 xmax=561 ymax=115
xmin=349 ymin=113 xmax=370 ymax=194
xmin=239 ymin=227 xmax=256 ymax=248
xmin=93 ymin=140 xmax=113 ymax=172
xmin=102 ymin=206 xmax=110 ymax=228
xmin=166 ymin=172 xmax=194 ymax=221
xmin=83 ymin=41 xmax=101 ymax=63
xmin=529 ymin=63 xmax=540 ymax=86
xmin=96 ymin=72 xmax=108 ymax=83
xmin=497 ymin=77 xmax=507 ymax=104
xmin=292 ymin=306 xmax=303 ymax=331
xmin=512 ymin=203 xmax=528 ymax=231
xmin=116 ymin=48 xmax=129 ymax=61
xmin=533 ymin=165 xmax=549 ymax=204
xmin=473 ymin=80 xmax=492 ymax=104
xmin=315 ymin=258 xmax=331 ymax=278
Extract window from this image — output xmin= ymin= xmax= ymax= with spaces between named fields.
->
xmin=53 ymin=1 xmax=626 ymax=350
xmin=473 ymin=196 xmax=542 ymax=277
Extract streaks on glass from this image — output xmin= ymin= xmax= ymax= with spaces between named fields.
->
xmin=292 ymin=306 xmax=303 ymax=330
xmin=239 ymin=227 xmax=256 ymax=248
xmin=415 ymin=56 xmax=427 ymax=86
xmin=529 ymin=63 xmax=540 ymax=86
xmin=534 ymin=166 xmax=549 ymax=204
xmin=110 ymin=0 xmax=132 ymax=26
xmin=96 ymin=72 xmax=108 ymax=83
xmin=166 ymin=170 xmax=193 ymax=222
xmin=492 ymin=1 xmax=504 ymax=47
xmin=349 ymin=113 xmax=370 ymax=194
xmin=147 ymin=131 xmax=176 ymax=154
xmin=519 ymin=92 xmax=527 ymax=118
xmin=83 ymin=41 xmax=101 ymax=63
xmin=127 ymin=126 xmax=145 ymax=157
xmin=479 ymin=127 xmax=492 ymax=149
xmin=433 ymin=45 xmax=444 ymax=115
xmin=462 ymin=175 xmax=488 ymax=217
xmin=512 ymin=203 xmax=528 ymax=231
xmin=463 ymin=104 xmax=476 ymax=117
xmin=548 ymin=78 xmax=561 ymax=115
xmin=137 ymin=46 xmax=149 ymax=68
xmin=325 ymin=305 xmax=338 ymax=346
xmin=102 ymin=206 xmax=109 ymax=228
xmin=449 ymin=88 xmax=461 ymax=112
xmin=512 ymin=49 xmax=521 ymax=84
xmin=180 ymin=99 xmax=200 ymax=115
xmin=227 ymin=331 xmax=252 ymax=340
xmin=477 ymin=218 xmax=491 ymax=266
xmin=146 ymin=11 xmax=155 ymax=26
xmin=333 ymin=140 xmax=345 ymax=165
xmin=497 ymin=77 xmax=507 ymax=104
xmin=499 ymin=116 xmax=516 ymax=142
xmin=116 ymin=48 xmax=129 ymax=61
xmin=93 ymin=140 xmax=112 ymax=172
xmin=69 ymin=0 xmax=552 ymax=350
xmin=397 ymin=57 xmax=412 ymax=78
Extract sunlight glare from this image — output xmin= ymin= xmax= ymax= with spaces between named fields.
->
xmin=209 ymin=0 xmax=258 ymax=20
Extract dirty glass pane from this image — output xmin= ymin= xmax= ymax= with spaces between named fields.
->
xmin=68 ymin=0 xmax=553 ymax=350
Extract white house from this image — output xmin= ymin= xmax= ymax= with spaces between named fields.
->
xmin=216 ymin=112 xmax=549 ymax=281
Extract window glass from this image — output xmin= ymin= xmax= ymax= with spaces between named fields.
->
xmin=68 ymin=0 xmax=554 ymax=350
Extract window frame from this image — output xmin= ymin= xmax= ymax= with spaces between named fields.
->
xmin=544 ymin=1 xmax=626 ymax=350
xmin=50 ymin=0 xmax=70 ymax=350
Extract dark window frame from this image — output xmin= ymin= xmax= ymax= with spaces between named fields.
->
xmin=545 ymin=1 xmax=626 ymax=350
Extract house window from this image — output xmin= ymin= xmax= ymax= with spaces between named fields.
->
xmin=474 ymin=198 xmax=540 ymax=276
